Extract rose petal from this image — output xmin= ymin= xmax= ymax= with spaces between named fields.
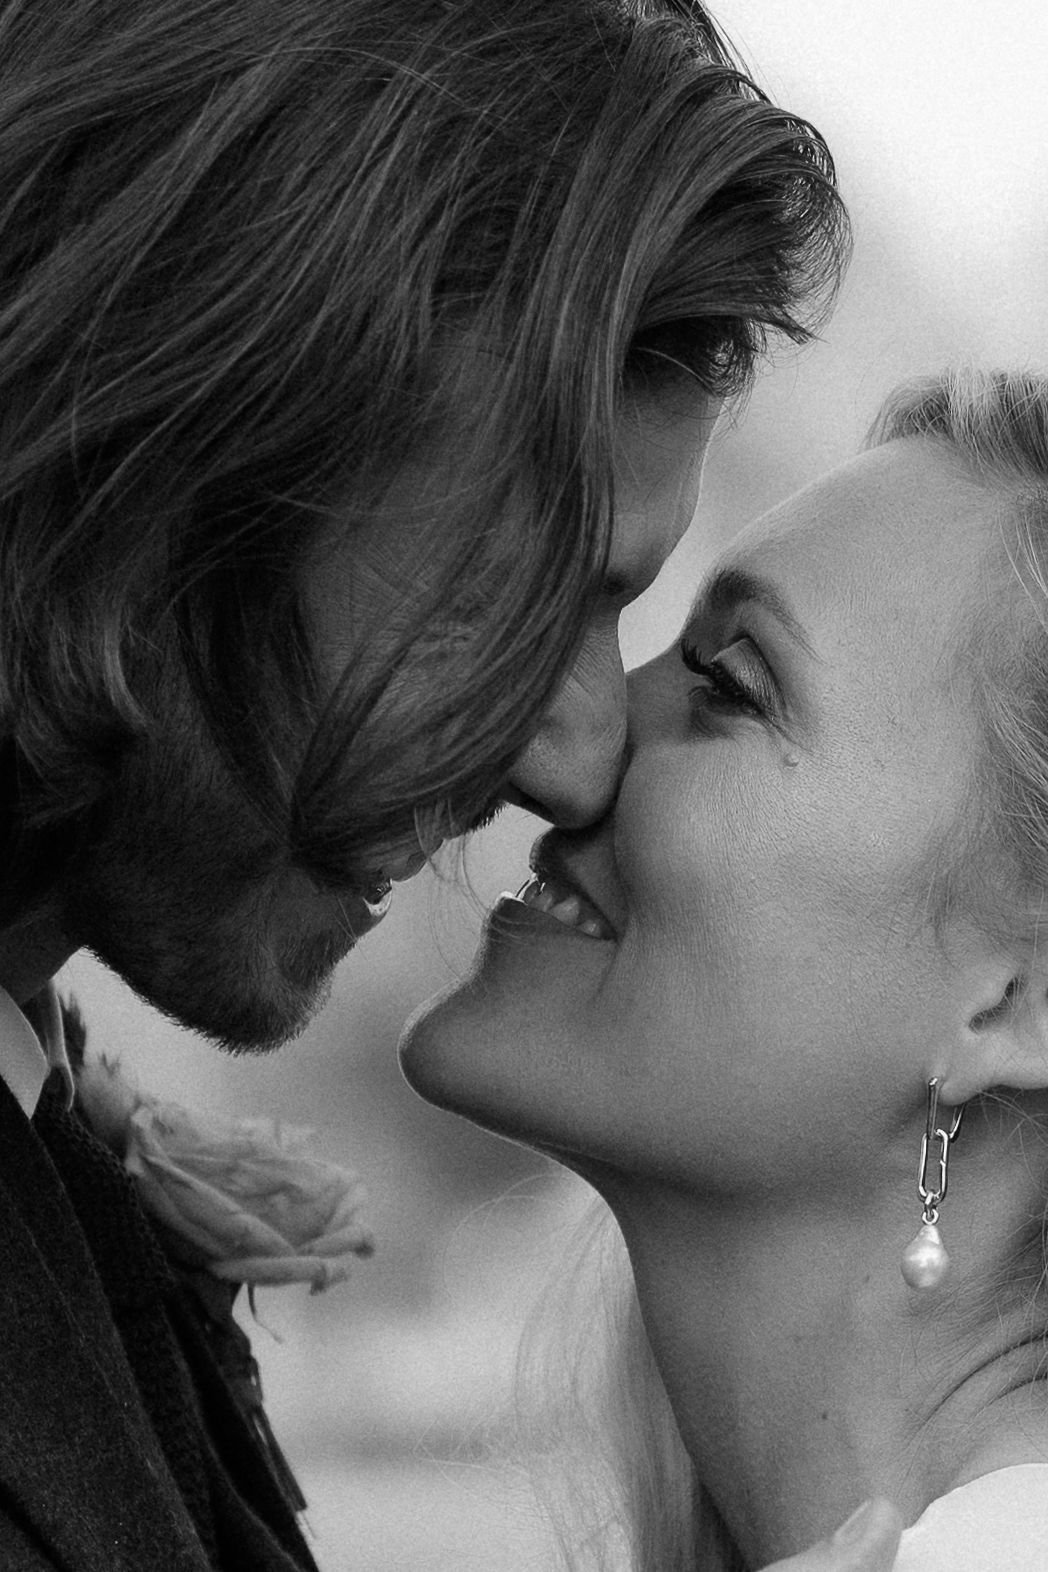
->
xmin=79 ymin=1069 xmax=376 ymax=1293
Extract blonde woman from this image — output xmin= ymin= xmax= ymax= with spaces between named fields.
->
xmin=403 ymin=369 xmax=1048 ymax=1570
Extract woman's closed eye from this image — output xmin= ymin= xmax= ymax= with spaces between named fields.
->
xmin=678 ymin=633 xmax=777 ymax=722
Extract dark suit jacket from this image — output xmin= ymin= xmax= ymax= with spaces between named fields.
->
xmin=0 ymin=1061 xmax=322 ymax=1572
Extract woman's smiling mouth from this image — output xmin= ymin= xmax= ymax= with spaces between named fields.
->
xmin=512 ymin=874 xmax=616 ymax=941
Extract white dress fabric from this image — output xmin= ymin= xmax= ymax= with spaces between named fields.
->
xmin=894 ymin=1465 xmax=1048 ymax=1570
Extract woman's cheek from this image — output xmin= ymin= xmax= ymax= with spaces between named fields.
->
xmin=615 ymin=760 xmax=707 ymax=889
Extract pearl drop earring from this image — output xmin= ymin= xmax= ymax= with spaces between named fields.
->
xmin=900 ymin=1077 xmax=964 ymax=1290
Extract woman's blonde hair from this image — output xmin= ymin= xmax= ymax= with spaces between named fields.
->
xmin=868 ymin=368 xmax=1048 ymax=925
xmin=516 ymin=1200 xmax=742 ymax=1571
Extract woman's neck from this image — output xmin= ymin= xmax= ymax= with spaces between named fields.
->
xmin=599 ymin=1147 xmax=1048 ymax=1567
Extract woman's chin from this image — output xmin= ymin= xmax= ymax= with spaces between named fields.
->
xmin=397 ymin=988 xmax=569 ymax=1171
xmin=397 ymin=990 xmax=476 ymax=1114
xmin=398 ymin=888 xmax=626 ymax=1162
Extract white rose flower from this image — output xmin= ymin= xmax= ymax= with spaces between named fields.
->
xmin=78 ymin=1056 xmax=373 ymax=1293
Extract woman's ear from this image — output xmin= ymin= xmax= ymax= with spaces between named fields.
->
xmin=939 ymin=962 xmax=1048 ymax=1106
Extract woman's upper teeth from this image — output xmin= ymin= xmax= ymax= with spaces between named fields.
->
xmin=520 ymin=875 xmax=613 ymax=939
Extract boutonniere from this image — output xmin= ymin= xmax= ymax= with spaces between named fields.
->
xmin=77 ymin=1056 xmax=374 ymax=1294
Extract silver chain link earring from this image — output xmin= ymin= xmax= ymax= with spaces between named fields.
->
xmin=900 ymin=1077 xmax=965 ymax=1290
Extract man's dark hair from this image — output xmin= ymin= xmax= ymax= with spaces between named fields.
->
xmin=0 ymin=0 xmax=848 ymax=913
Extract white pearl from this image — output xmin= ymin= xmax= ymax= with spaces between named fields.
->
xmin=901 ymin=1222 xmax=949 ymax=1289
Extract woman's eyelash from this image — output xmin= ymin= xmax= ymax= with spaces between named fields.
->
xmin=678 ymin=635 xmax=765 ymax=716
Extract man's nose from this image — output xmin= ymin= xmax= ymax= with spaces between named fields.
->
xmin=504 ymin=651 xmax=627 ymax=828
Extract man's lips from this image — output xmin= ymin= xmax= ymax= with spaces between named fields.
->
xmin=340 ymin=793 xmax=511 ymax=937
xmin=331 ymin=881 xmax=392 ymax=942
xmin=370 ymin=795 xmax=506 ymax=887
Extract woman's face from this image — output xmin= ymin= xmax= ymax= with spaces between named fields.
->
xmin=400 ymin=438 xmax=1013 ymax=1194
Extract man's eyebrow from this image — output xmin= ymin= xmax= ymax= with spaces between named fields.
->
xmin=695 ymin=565 xmax=817 ymax=658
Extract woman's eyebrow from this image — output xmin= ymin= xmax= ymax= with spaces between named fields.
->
xmin=695 ymin=564 xmax=817 ymax=658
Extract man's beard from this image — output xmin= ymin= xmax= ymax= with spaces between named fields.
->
xmin=59 ymin=730 xmax=354 ymax=1054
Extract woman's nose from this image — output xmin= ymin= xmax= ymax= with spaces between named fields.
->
xmin=504 ymin=640 xmax=626 ymax=827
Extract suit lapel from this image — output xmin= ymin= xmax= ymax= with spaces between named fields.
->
xmin=0 ymin=1080 xmax=212 ymax=1572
